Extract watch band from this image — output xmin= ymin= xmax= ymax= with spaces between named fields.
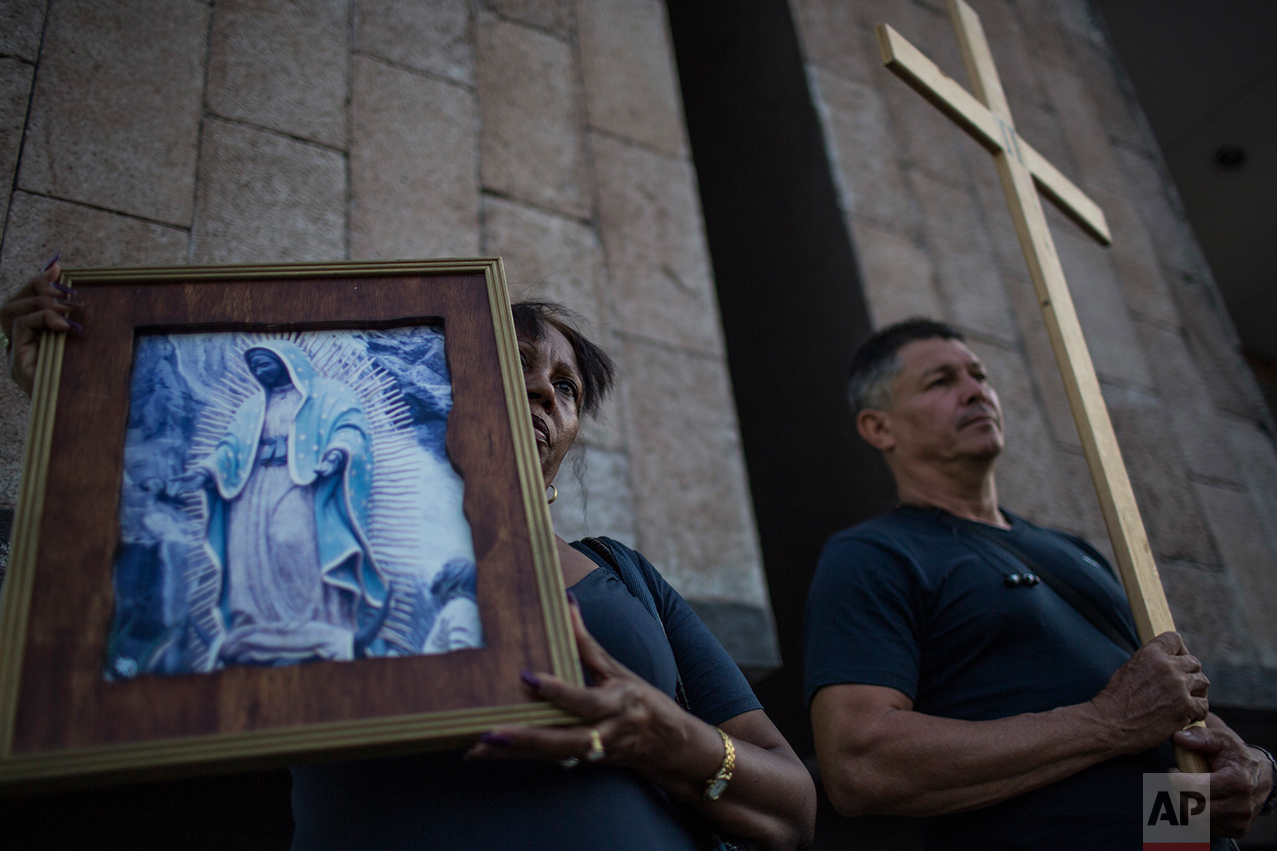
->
xmin=703 ymin=727 xmax=735 ymax=802
xmin=1255 ymin=746 xmax=1277 ymax=817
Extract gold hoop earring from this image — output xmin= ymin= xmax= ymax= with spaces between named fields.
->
xmin=547 ymin=484 xmax=558 ymax=504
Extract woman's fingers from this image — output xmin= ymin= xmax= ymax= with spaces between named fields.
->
xmin=465 ymin=721 xmax=616 ymax=764
xmin=520 ymin=668 xmax=625 ymax=721
xmin=8 ymin=309 xmax=79 ymax=396
xmin=1 ymin=259 xmax=67 ymax=331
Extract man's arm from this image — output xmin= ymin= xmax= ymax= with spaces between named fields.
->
xmin=812 ymin=632 xmax=1209 ymax=817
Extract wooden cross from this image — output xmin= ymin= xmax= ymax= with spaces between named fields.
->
xmin=876 ymin=0 xmax=1207 ymax=772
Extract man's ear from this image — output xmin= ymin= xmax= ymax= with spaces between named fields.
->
xmin=857 ymin=408 xmax=895 ymax=452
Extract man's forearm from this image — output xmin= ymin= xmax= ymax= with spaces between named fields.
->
xmin=815 ymin=694 xmax=1123 ymax=817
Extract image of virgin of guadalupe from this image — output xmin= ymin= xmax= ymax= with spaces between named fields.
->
xmin=168 ymin=342 xmax=388 ymax=666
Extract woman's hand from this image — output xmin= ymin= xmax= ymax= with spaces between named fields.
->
xmin=467 ymin=597 xmax=719 ymax=783
xmin=2 ymin=255 xmax=79 ymax=397
xmin=468 ymin=597 xmax=816 ymax=850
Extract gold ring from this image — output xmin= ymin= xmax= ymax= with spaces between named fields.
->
xmin=585 ymin=728 xmax=606 ymax=762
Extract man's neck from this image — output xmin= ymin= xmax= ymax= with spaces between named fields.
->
xmin=893 ymin=462 xmax=1007 ymax=529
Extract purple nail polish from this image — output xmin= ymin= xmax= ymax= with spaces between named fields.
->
xmin=479 ymin=732 xmax=511 ymax=746
xmin=51 ymin=281 xmax=76 ymax=295
xmin=566 ymin=590 xmax=578 ymax=607
xmin=520 ymin=669 xmax=542 ymax=690
xmin=42 ymin=252 xmax=61 ymax=272
xmin=67 ymin=319 xmax=84 ymax=332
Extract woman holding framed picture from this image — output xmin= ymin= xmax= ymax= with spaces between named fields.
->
xmin=3 ymin=260 xmax=816 ymax=851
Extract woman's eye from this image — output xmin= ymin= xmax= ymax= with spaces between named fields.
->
xmin=556 ymin=381 xmax=578 ymax=397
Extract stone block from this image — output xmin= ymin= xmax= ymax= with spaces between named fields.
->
xmin=0 ymin=0 xmax=47 ymax=62
xmin=17 ymin=0 xmax=208 ymax=226
xmin=485 ymin=0 xmax=571 ymax=35
xmin=354 ymin=0 xmax=472 ymax=86
xmin=590 ymin=133 xmax=722 ymax=354
xmin=576 ymin=0 xmax=686 ymax=157
xmin=1133 ymin=320 xmax=1240 ymax=485
xmin=1037 ymin=69 xmax=1126 ymax=195
xmin=1009 ymin=0 xmax=1076 ymax=73
xmin=909 ymin=170 xmax=1017 ymax=343
xmin=1165 ymin=272 xmax=1267 ymax=422
xmin=206 ymin=0 xmax=349 ymax=149
xmin=1159 ymin=560 xmax=1261 ymax=667
xmin=1225 ymin=420 xmax=1277 ymax=570
xmin=476 ymin=15 xmax=589 ymax=219
xmin=0 ymin=192 xmax=189 ymax=508
xmin=970 ymin=0 xmax=1047 ymax=108
xmin=1194 ymin=482 xmax=1277 ymax=664
xmin=0 ymin=376 xmax=27 ymax=513
xmin=548 ymin=446 xmax=636 ymax=547
xmin=1111 ymin=145 xmax=1200 ymax=283
xmin=619 ymin=337 xmax=768 ymax=607
xmin=0 ymin=58 xmax=34 ymax=232
xmin=1087 ymin=187 xmax=1178 ymax=326
xmin=968 ymin=341 xmax=1081 ymax=532
xmin=349 ymin=56 xmax=479 ymax=260
xmin=788 ymin=0 xmax=876 ymax=85
xmin=484 ymin=196 xmax=606 ymax=325
xmin=483 ymin=195 xmax=625 ymax=450
xmin=190 ymin=119 xmax=346 ymax=264
xmin=1054 ymin=446 xmax=1113 ymax=563
xmin=808 ymin=68 xmax=920 ymax=235
xmin=1004 ymin=272 xmax=1080 ymax=447
xmin=1052 ymin=229 xmax=1152 ymax=389
xmin=1102 ymin=384 xmax=1216 ymax=567
xmin=849 ymin=217 xmax=943 ymax=328
xmin=862 ymin=0 xmax=983 ymax=185
xmin=1072 ymin=40 xmax=1144 ymax=152
xmin=970 ymin=164 xmax=1029 ymax=283
xmin=0 ymin=191 xmax=190 ymax=299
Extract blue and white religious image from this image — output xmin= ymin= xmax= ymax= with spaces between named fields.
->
xmin=106 ymin=327 xmax=481 ymax=679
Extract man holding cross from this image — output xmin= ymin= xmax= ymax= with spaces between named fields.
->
xmin=805 ymin=318 xmax=1276 ymax=849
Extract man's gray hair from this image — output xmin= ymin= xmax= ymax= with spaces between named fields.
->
xmin=846 ymin=318 xmax=965 ymax=415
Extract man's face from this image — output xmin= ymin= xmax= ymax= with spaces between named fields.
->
xmin=882 ymin=337 xmax=1004 ymax=464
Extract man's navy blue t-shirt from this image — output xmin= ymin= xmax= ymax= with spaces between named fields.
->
xmin=805 ymin=506 xmax=1174 ymax=850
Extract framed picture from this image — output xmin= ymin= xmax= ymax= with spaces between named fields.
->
xmin=0 ymin=258 xmax=580 ymax=789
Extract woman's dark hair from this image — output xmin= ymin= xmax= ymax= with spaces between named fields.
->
xmin=847 ymin=317 xmax=964 ymax=414
xmin=511 ymin=299 xmax=616 ymax=417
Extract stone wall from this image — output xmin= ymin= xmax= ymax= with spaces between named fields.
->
xmin=0 ymin=0 xmax=777 ymax=666
xmin=791 ymin=0 xmax=1277 ymax=704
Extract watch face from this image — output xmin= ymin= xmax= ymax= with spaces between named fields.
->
xmin=705 ymin=778 xmax=729 ymax=800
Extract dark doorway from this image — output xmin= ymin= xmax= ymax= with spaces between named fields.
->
xmin=664 ymin=1 xmax=910 ymax=847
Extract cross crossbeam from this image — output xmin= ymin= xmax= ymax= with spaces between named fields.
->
xmin=876 ymin=0 xmax=1206 ymax=772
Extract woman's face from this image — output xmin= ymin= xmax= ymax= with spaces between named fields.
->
xmin=519 ymin=324 xmax=583 ymax=487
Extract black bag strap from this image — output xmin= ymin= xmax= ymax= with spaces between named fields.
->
xmin=958 ymin=521 xmax=1140 ymax=656
xmin=576 ymin=537 xmax=692 ymax=712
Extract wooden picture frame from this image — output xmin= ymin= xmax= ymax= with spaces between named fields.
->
xmin=0 ymin=258 xmax=581 ymax=790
